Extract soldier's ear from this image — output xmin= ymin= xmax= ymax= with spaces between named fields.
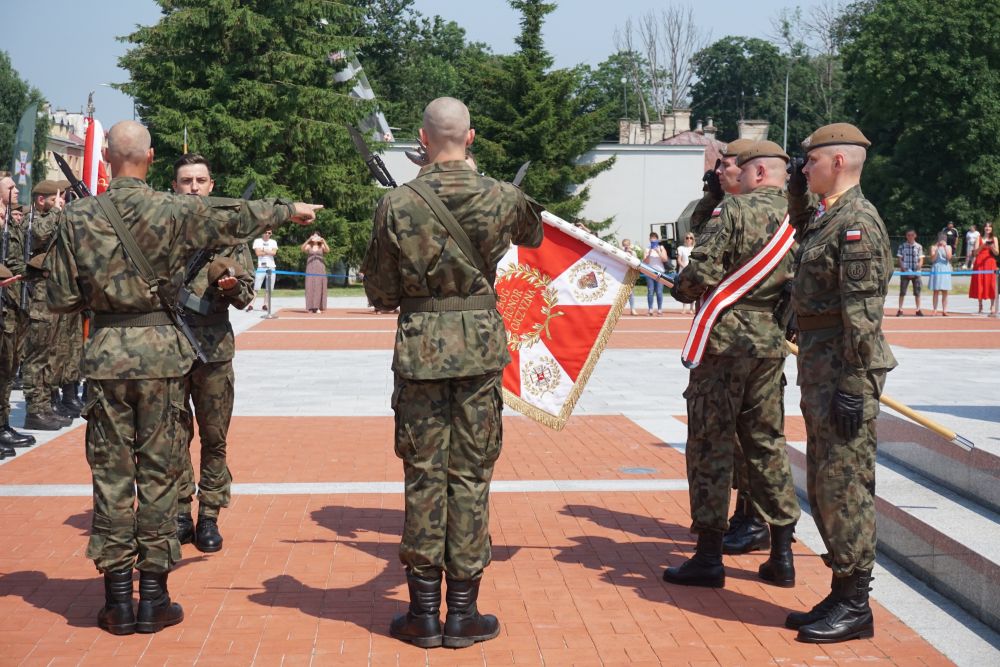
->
xmin=466 ymin=128 xmax=475 ymax=147
xmin=147 ymin=147 xmax=155 ymax=166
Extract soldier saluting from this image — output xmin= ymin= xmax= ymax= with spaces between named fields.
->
xmin=362 ymin=97 xmax=543 ymax=649
xmin=784 ymin=123 xmax=896 ymax=643
xmin=45 ymin=120 xmax=320 ymax=635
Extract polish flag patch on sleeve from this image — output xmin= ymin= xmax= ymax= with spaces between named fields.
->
xmin=711 ymin=207 xmax=722 ymax=217
xmin=845 ymin=229 xmax=862 ymax=242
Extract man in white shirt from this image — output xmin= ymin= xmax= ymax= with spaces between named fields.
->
xmin=249 ymin=228 xmax=278 ymax=311
xmin=965 ymin=224 xmax=980 ymax=269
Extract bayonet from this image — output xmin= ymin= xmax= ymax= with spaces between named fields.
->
xmin=513 ymin=161 xmax=531 ymax=188
xmin=347 ymin=125 xmax=397 ymax=188
xmin=53 ymin=153 xmax=92 ymax=199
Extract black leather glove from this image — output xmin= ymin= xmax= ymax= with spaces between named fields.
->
xmin=785 ymin=313 xmax=798 ymax=344
xmin=703 ymin=159 xmax=723 ymax=199
xmin=832 ymin=390 xmax=864 ymax=440
xmin=787 ymin=157 xmax=807 ymax=196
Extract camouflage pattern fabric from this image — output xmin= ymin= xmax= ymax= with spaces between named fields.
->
xmin=83 ymin=377 xmax=190 ymax=573
xmin=361 ymin=161 xmax=544 ymax=380
xmin=688 ymin=191 xmax=725 ymax=237
xmin=362 ymin=160 xmax=543 ymax=581
xmin=1 ymin=220 xmax=27 ymax=419
xmin=675 ymin=186 xmax=800 ymax=533
xmin=45 ymin=175 xmax=295 ymax=574
xmin=52 ymin=312 xmax=84 ymax=385
xmin=788 ymin=184 xmax=897 ymax=576
xmin=177 ymin=243 xmax=254 ymax=518
xmin=22 ymin=210 xmax=63 ymax=412
xmin=393 ymin=372 xmax=503 ymax=580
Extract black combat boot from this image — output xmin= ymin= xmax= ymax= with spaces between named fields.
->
xmin=796 ymin=570 xmax=874 ymax=643
xmin=723 ymin=496 xmax=770 ymax=554
xmin=663 ymin=530 xmax=725 ymax=588
xmin=2 ymin=419 xmax=35 ymax=446
xmin=389 ymin=571 xmax=443 ymax=648
xmin=136 ymin=570 xmax=184 ymax=633
xmin=97 ymin=569 xmax=136 ymax=635
xmin=23 ymin=409 xmax=70 ymax=431
xmin=176 ymin=512 xmax=194 ymax=545
xmin=195 ymin=515 xmax=223 ymax=553
xmin=62 ymin=383 xmax=84 ymax=415
xmin=0 ymin=441 xmax=13 ymax=459
xmin=723 ymin=493 xmax=747 ymax=535
xmin=785 ymin=573 xmax=836 ymax=629
xmin=442 ymin=576 xmax=500 ymax=648
xmin=51 ymin=390 xmax=79 ymax=419
xmin=758 ymin=523 xmax=796 ymax=587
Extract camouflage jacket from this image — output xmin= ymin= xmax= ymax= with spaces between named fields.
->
xmin=2 ymin=218 xmax=26 ymax=315
xmin=674 ymin=186 xmax=793 ymax=358
xmin=188 ymin=243 xmax=255 ymax=364
xmin=788 ymin=184 xmax=897 ymax=393
xmin=689 ymin=191 xmax=726 ymax=236
xmin=45 ymin=177 xmax=294 ymax=380
xmin=26 ymin=209 xmax=60 ymax=321
xmin=361 ymin=160 xmax=544 ymax=380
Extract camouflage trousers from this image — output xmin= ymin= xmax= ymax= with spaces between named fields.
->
xmin=52 ymin=312 xmax=84 ymax=385
xmin=83 ymin=377 xmax=190 ymax=574
xmin=684 ymin=354 xmax=801 ymax=533
xmin=393 ymin=372 xmax=503 ymax=581
xmin=22 ymin=316 xmax=56 ymax=414
xmin=0 ymin=311 xmax=18 ymax=421
xmin=801 ymin=371 xmax=885 ymax=577
xmin=177 ymin=359 xmax=234 ymax=519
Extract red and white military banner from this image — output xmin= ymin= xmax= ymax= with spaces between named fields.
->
xmin=497 ymin=212 xmax=638 ymax=430
xmin=681 ymin=214 xmax=796 ymax=369
xmin=83 ymin=117 xmax=109 ymax=194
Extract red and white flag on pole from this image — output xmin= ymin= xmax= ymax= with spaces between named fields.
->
xmin=83 ymin=117 xmax=109 ymax=194
xmin=497 ymin=212 xmax=639 ymax=430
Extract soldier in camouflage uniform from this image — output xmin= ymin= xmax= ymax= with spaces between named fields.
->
xmin=52 ymin=310 xmax=85 ymax=417
xmin=783 ymin=123 xmax=896 ymax=644
xmin=363 ymin=97 xmax=543 ymax=649
xmin=687 ymin=138 xmax=772 ymax=555
xmin=171 ymin=153 xmax=256 ymax=553
xmin=666 ymin=140 xmax=801 ymax=590
xmin=45 ymin=121 xmax=319 ymax=635
xmin=22 ymin=180 xmax=75 ymax=431
xmin=0 ymin=177 xmax=33 ymax=455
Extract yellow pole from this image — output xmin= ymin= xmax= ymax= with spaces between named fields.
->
xmin=785 ymin=341 xmax=974 ymax=450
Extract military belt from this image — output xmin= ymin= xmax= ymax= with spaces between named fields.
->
xmin=797 ymin=313 xmax=842 ymax=331
xmin=92 ymin=312 xmax=174 ymax=328
xmin=399 ymin=295 xmax=497 ymax=314
xmin=187 ymin=312 xmax=230 ymax=327
xmin=731 ymin=302 xmax=773 ymax=313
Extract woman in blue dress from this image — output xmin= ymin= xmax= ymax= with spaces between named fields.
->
xmin=928 ymin=232 xmax=953 ymax=316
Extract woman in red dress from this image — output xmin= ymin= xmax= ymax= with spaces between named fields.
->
xmin=969 ymin=222 xmax=998 ymax=316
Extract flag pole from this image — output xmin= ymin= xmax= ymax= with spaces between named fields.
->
xmin=784 ymin=341 xmax=974 ymax=450
xmin=541 ymin=211 xmax=674 ymax=287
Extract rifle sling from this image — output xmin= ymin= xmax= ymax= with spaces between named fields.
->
xmin=403 ymin=180 xmax=493 ymax=293
xmin=93 ymin=194 xmax=162 ymax=294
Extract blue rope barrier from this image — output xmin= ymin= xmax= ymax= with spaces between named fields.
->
xmin=894 ymin=269 xmax=999 ymax=277
xmin=255 ymin=268 xmax=351 ymax=279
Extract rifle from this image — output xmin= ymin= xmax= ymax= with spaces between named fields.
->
xmin=240 ymin=181 xmax=257 ymax=200
xmin=347 ymin=126 xmax=397 ymax=188
xmin=1 ymin=190 xmax=10 ymax=325
xmin=53 ymin=153 xmax=92 ymax=199
xmin=21 ymin=202 xmax=33 ymax=307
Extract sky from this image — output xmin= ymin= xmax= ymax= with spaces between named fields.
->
xmin=4 ymin=0 xmax=831 ymax=125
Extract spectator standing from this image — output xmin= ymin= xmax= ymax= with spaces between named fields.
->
xmin=896 ymin=229 xmax=924 ymax=316
xmin=301 ymin=232 xmax=330 ymax=313
xmin=928 ymin=233 xmax=952 ymax=316
xmin=676 ymin=233 xmax=695 ymax=314
xmin=969 ymin=222 xmax=998 ymax=316
xmin=621 ymin=239 xmax=637 ymax=315
xmin=941 ymin=221 xmax=958 ymax=258
xmin=643 ymin=232 xmax=668 ymax=316
xmin=249 ymin=227 xmax=278 ymax=311
xmin=965 ymin=224 xmax=980 ymax=269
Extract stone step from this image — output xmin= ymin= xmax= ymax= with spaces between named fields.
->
xmin=876 ymin=411 xmax=1000 ymax=512
xmin=786 ymin=439 xmax=1000 ymax=634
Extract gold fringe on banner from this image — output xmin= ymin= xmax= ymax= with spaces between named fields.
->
xmin=502 ymin=267 xmax=640 ymax=430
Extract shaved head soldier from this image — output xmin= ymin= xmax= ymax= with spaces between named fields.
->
xmin=666 ymin=140 xmax=801 ymax=590
xmin=363 ymin=97 xmax=543 ymax=649
xmin=784 ymin=123 xmax=896 ymax=643
xmin=171 ymin=153 xmax=256 ymax=553
xmin=45 ymin=119 xmax=320 ymax=635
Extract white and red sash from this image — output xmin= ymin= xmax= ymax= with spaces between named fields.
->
xmin=681 ymin=214 xmax=796 ymax=369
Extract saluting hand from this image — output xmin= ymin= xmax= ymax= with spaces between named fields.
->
xmin=216 ymin=275 xmax=238 ymax=291
xmin=290 ymin=203 xmax=323 ymax=225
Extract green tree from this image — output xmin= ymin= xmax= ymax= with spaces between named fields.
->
xmin=469 ymin=0 xmax=613 ymax=222
xmin=0 ymin=52 xmax=49 ymax=191
xmin=118 ymin=0 xmax=382 ymax=268
xmin=577 ymin=51 xmax=652 ymax=141
xmin=841 ymin=0 xmax=1000 ymax=233
xmin=689 ymin=37 xmax=785 ymax=141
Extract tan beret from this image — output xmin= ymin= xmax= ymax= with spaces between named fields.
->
xmin=207 ymin=256 xmax=247 ymax=285
xmin=31 ymin=180 xmax=59 ymax=196
xmin=0 ymin=265 xmax=12 ymax=280
xmin=720 ymin=138 xmax=755 ymax=158
xmin=54 ymin=179 xmax=71 ymax=190
xmin=736 ymin=140 xmax=790 ymax=167
xmin=801 ymin=123 xmax=871 ymax=152
xmin=27 ymin=252 xmax=47 ymax=271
